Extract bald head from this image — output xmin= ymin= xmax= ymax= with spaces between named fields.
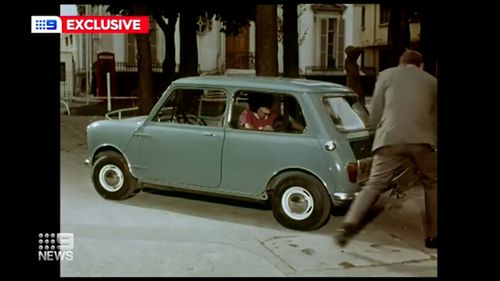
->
xmin=399 ymin=49 xmax=423 ymax=67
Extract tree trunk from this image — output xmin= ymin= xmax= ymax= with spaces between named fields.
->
xmin=132 ymin=4 xmax=154 ymax=115
xmin=388 ymin=3 xmax=410 ymax=67
xmin=255 ymin=5 xmax=278 ymax=76
xmin=283 ymin=4 xmax=299 ymax=78
xmin=419 ymin=4 xmax=437 ymax=76
xmin=179 ymin=11 xmax=199 ymax=77
xmin=153 ymin=12 xmax=178 ymax=93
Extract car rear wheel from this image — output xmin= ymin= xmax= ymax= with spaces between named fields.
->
xmin=92 ymin=151 xmax=139 ymax=200
xmin=271 ymin=172 xmax=332 ymax=231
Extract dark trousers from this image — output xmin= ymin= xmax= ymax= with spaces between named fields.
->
xmin=344 ymin=144 xmax=438 ymax=238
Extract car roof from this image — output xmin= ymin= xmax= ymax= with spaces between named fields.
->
xmin=172 ymin=75 xmax=354 ymax=94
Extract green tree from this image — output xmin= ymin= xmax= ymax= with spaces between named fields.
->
xmin=282 ymin=4 xmax=299 ymax=78
xmin=151 ymin=3 xmax=255 ymax=79
xmin=107 ymin=3 xmax=259 ymax=110
xmin=387 ymin=2 xmax=437 ymax=76
xmin=131 ymin=4 xmax=154 ymax=114
xmin=149 ymin=6 xmax=179 ymax=92
xmin=419 ymin=4 xmax=437 ymax=76
xmin=387 ymin=2 xmax=410 ymax=67
xmin=178 ymin=9 xmax=199 ymax=77
xmin=107 ymin=3 xmax=154 ymax=114
xmin=255 ymin=5 xmax=278 ymax=76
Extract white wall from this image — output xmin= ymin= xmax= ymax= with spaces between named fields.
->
xmin=343 ymin=4 xmax=354 ymax=48
xmin=112 ymin=35 xmax=126 ymax=62
xmin=298 ymin=5 xmax=315 ymax=75
xmin=175 ymin=19 xmax=180 ymax=69
xmin=344 ymin=4 xmax=363 ymax=66
xmin=249 ymin=21 xmax=255 ymax=54
xmin=349 ymin=4 xmax=362 ymax=47
xmin=197 ymin=17 xmax=219 ymax=72
xmin=98 ymin=34 xmax=115 ymax=55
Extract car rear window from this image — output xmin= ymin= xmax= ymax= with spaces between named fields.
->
xmin=323 ymin=95 xmax=370 ymax=132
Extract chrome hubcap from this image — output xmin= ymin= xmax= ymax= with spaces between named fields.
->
xmin=281 ymin=186 xmax=314 ymax=220
xmin=99 ymin=164 xmax=124 ymax=192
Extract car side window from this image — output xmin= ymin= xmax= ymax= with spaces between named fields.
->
xmin=229 ymin=91 xmax=306 ymax=133
xmin=153 ymin=88 xmax=227 ymax=127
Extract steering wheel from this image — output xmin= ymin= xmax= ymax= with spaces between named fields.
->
xmin=175 ymin=111 xmax=207 ymax=126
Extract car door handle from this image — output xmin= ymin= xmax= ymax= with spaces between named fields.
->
xmin=134 ymin=132 xmax=151 ymax=137
xmin=202 ymin=132 xmax=215 ymax=137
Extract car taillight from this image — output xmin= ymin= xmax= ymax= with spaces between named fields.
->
xmin=347 ymin=162 xmax=357 ymax=183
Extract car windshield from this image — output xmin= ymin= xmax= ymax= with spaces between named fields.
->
xmin=323 ymin=95 xmax=371 ymax=132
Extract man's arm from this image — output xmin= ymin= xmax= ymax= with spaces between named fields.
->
xmin=369 ymin=73 xmax=386 ymax=128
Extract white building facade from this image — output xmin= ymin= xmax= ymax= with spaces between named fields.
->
xmin=66 ymin=4 xmax=357 ymax=96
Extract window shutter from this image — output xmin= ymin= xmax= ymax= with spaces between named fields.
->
xmin=320 ymin=19 xmax=327 ymax=68
xmin=337 ymin=18 xmax=345 ymax=69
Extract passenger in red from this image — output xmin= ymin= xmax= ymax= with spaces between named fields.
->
xmin=240 ymin=105 xmax=278 ymax=131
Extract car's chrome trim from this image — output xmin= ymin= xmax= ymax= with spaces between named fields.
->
xmin=332 ymin=192 xmax=358 ymax=202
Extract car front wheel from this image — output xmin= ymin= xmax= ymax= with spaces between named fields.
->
xmin=271 ymin=172 xmax=332 ymax=231
xmin=92 ymin=151 xmax=139 ymax=200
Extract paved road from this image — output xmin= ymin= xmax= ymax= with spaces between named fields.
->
xmin=60 ymin=115 xmax=437 ymax=277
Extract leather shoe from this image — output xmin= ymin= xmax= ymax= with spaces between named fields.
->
xmin=425 ymin=236 xmax=437 ymax=249
xmin=335 ymin=223 xmax=360 ymax=248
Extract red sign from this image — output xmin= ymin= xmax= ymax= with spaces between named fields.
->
xmin=61 ymin=16 xmax=149 ymax=34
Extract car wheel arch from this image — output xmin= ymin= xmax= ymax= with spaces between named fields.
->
xmin=265 ymin=168 xmax=329 ymax=197
xmin=92 ymin=145 xmax=138 ymax=178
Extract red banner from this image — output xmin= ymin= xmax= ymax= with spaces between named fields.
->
xmin=61 ymin=16 xmax=149 ymax=34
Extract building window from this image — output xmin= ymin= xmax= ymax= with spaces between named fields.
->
xmin=69 ymin=35 xmax=73 ymax=46
xmin=321 ymin=18 xmax=336 ymax=68
xmin=379 ymin=3 xmax=389 ymax=25
xmin=361 ymin=6 xmax=365 ymax=30
xmin=316 ymin=16 xmax=344 ymax=69
xmin=310 ymin=4 xmax=346 ymax=71
xmin=153 ymin=88 xmax=227 ymax=128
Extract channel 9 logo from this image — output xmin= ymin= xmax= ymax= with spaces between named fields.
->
xmin=38 ymin=232 xmax=74 ymax=261
xmin=31 ymin=15 xmax=149 ymax=34
xmin=31 ymin=16 xmax=62 ymax=33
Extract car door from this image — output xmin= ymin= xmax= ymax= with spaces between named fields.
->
xmin=220 ymin=90 xmax=326 ymax=195
xmin=132 ymin=87 xmax=227 ymax=188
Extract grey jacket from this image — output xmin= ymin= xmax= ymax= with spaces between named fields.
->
xmin=370 ymin=64 xmax=437 ymax=152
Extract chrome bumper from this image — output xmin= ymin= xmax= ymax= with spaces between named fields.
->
xmin=332 ymin=192 xmax=359 ymax=202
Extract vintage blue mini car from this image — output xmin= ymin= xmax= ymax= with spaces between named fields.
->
xmin=86 ymin=76 xmax=374 ymax=231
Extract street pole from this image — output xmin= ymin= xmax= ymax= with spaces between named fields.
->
xmin=86 ymin=33 xmax=90 ymax=101
xmin=106 ymin=72 xmax=111 ymax=112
